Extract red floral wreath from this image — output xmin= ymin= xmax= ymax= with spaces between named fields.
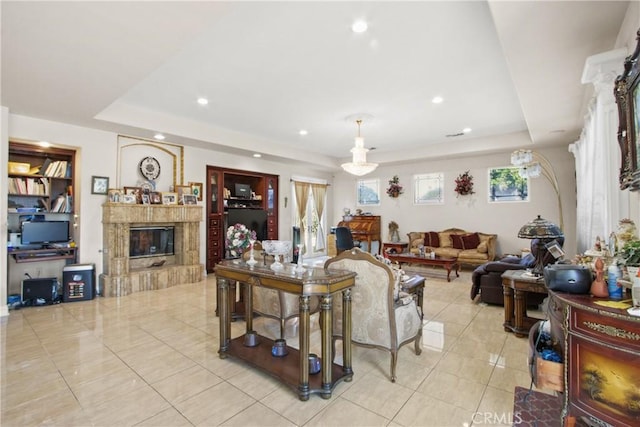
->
xmin=454 ymin=171 xmax=474 ymax=196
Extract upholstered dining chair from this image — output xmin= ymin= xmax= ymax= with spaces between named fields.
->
xmin=324 ymin=248 xmax=423 ymax=382
xmin=334 ymin=226 xmax=361 ymax=254
xmin=242 ymin=242 xmax=319 ymax=339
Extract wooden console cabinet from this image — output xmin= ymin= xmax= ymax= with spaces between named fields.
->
xmin=206 ymin=166 xmax=278 ymax=272
xmin=548 ymin=291 xmax=640 ymax=426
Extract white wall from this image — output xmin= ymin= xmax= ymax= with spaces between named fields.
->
xmin=8 ymin=115 xmax=118 ymax=273
xmin=4 ymin=113 xmax=336 ymax=284
xmin=333 ymin=145 xmax=577 ymax=259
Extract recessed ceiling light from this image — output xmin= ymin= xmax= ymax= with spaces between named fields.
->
xmin=299 ymin=129 xmax=308 ymax=136
xmin=352 ymin=20 xmax=368 ymax=33
xmin=197 ymin=97 xmax=209 ymax=105
xmin=39 ymin=141 xmax=51 ymax=148
xmin=253 ymin=153 xmax=262 ymax=158
xmin=463 ymin=127 xmax=472 ymax=133
xmin=432 ymin=96 xmax=444 ymax=104
xmin=154 ymin=133 xmax=165 ymax=140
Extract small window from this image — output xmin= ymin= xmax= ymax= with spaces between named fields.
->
xmin=357 ymin=178 xmax=380 ymax=206
xmin=413 ymin=173 xmax=444 ymax=205
xmin=488 ymin=167 xmax=529 ymax=202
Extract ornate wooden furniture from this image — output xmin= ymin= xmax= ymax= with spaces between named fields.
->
xmin=215 ymin=259 xmax=356 ymax=401
xmin=501 ymin=270 xmax=548 ymax=337
xmin=206 ymin=166 xmax=278 ymax=272
xmin=614 ymin=28 xmax=640 ymax=190
xmin=548 ymin=290 xmax=640 ymax=426
xmin=337 ymin=215 xmax=381 ymax=254
xmin=387 ymin=253 xmax=460 ymax=282
xmin=382 ymin=241 xmax=408 ymax=257
xmin=325 ymin=248 xmax=423 ymax=382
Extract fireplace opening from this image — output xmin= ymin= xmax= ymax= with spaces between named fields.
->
xmin=130 ymin=226 xmax=175 ymax=259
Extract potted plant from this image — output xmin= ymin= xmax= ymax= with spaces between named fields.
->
xmin=620 ymin=239 xmax=640 ymax=278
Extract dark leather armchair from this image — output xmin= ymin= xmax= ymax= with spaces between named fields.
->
xmin=470 ymin=238 xmax=563 ymax=305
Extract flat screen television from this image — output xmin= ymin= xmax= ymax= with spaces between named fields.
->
xmin=21 ymin=221 xmax=70 ymax=245
xmin=234 ymin=183 xmax=252 ymax=199
xmin=226 ymin=209 xmax=268 ymax=241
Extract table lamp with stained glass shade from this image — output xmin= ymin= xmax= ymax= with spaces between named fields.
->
xmin=518 ymin=215 xmax=564 ymax=276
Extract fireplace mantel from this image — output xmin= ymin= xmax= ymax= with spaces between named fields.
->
xmin=99 ymin=203 xmax=204 ymax=297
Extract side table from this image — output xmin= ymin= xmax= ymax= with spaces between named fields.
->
xmin=383 ymin=242 xmax=408 ymax=258
xmin=401 ymin=275 xmax=425 ymax=319
xmin=501 ymin=269 xmax=548 ymax=337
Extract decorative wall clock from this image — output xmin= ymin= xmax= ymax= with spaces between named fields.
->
xmin=138 ymin=156 xmax=161 ymax=180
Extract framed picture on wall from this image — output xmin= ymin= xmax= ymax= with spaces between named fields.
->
xmin=91 ymin=176 xmax=109 ymax=195
xmin=189 ymin=182 xmax=203 ymax=201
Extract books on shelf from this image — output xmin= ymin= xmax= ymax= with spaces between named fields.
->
xmin=51 ymin=194 xmax=72 ymax=213
xmin=43 ymin=160 xmax=69 ymax=178
xmin=8 ymin=177 xmax=48 ymax=195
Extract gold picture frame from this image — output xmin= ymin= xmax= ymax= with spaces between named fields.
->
xmin=123 ymin=186 xmax=142 ymax=204
xmin=175 ymin=185 xmax=191 ymax=204
xmin=189 ymin=182 xmax=203 ymax=201
xmin=162 ymin=192 xmax=178 ymax=205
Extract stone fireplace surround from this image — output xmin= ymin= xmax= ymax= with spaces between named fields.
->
xmin=100 ymin=204 xmax=204 ymax=297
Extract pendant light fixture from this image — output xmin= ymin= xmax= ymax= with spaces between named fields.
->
xmin=341 ymin=119 xmax=378 ymax=176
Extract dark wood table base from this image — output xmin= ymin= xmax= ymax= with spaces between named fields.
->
xmin=501 ymin=270 xmax=547 ymax=337
xmin=387 ymin=253 xmax=459 ymax=282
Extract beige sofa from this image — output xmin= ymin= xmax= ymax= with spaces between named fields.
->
xmin=406 ymin=228 xmax=497 ymax=266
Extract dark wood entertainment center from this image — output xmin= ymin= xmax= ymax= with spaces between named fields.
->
xmin=206 ymin=166 xmax=278 ymax=272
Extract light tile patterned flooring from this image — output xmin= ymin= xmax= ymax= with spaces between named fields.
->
xmin=0 ymin=269 xmax=555 ymax=426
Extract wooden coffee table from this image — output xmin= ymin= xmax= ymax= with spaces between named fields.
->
xmin=387 ymin=253 xmax=459 ymax=282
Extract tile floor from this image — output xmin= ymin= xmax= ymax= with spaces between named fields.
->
xmin=0 ymin=269 xmax=556 ymax=426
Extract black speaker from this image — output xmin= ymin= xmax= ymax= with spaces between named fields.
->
xmin=22 ymin=277 xmax=59 ymax=304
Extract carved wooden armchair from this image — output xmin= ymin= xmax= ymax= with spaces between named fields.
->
xmin=324 ymin=248 xmax=422 ymax=382
xmin=243 ymin=242 xmax=319 ymax=339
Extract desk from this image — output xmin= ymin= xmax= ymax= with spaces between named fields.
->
xmin=401 ymin=275 xmax=425 ymax=319
xmin=215 ymin=260 xmax=356 ymax=401
xmin=387 ymin=253 xmax=459 ymax=282
xmin=501 ymin=270 xmax=547 ymax=337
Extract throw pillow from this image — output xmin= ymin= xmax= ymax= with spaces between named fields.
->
xmin=477 ymin=241 xmax=488 ymax=253
xmin=461 ymin=232 xmax=481 ymax=250
xmin=425 ymin=231 xmax=440 ymax=247
xmin=450 ymin=234 xmax=465 ymax=250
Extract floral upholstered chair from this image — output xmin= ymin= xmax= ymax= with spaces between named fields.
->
xmin=324 ymin=248 xmax=422 ymax=382
xmin=243 ymin=242 xmax=319 ymax=339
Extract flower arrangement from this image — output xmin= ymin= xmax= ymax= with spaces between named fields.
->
xmin=386 ymin=175 xmax=404 ymax=198
xmin=226 ymin=223 xmax=257 ymax=257
xmin=454 ymin=171 xmax=475 ymax=197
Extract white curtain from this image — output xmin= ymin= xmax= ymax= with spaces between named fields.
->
xmin=570 ymin=52 xmax=625 ymax=253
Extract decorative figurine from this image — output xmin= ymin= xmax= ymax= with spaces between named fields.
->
xmin=590 ymin=257 xmax=609 ymax=298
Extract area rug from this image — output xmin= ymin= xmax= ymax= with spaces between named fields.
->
xmin=513 ymin=386 xmax=562 ymax=427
